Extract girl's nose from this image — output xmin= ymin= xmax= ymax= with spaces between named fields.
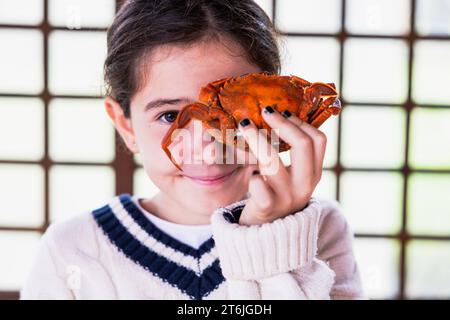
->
xmin=185 ymin=120 xmax=223 ymax=165
xmin=202 ymin=140 xmax=222 ymax=165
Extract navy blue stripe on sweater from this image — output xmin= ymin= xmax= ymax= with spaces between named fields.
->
xmin=118 ymin=194 xmax=215 ymax=258
xmin=92 ymin=201 xmax=225 ymax=300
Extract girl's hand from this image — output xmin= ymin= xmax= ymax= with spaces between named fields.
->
xmin=237 ymin=106 xmax=327 ymax=226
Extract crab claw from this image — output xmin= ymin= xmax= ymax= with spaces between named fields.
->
xmin=310 ymin=97 xmax=342 ymax=128
xmin=301 ymin=82 xmax=339 ymax=120
xmin=161 ymin=102 xmax=236 ymax=171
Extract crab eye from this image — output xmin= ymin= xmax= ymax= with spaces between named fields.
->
xmin=157 ymin=111 xmax=179 ymax=124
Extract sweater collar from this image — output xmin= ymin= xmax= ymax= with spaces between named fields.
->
xmin=119 ymin=194 xmax=215 ymax=257
xmin=92 ymin=194 xmax=224 ymax=299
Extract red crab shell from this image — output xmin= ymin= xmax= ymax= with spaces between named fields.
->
xmin=162 ymin=72 xmax=341 ymax=170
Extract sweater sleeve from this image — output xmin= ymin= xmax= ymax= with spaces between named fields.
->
xmin=211 ymin=197 xmax=365 ymax=300
xmin=316 ymin=199 xmax=365 ymax=299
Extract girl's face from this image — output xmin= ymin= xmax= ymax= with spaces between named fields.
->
xmin=107 ymin=38 xmax=260 ymax=221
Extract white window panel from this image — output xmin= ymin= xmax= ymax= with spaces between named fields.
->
xmin=0 ymin=98 xmax=44 ymax=161
xmin=49 ymin=165 xmax=115 ymax=223
xmin=340 ymin=171 xmax=403 ymax=235
xmin=416 ymin=0 xmax=450 ymax=36
xmin=49 ymin=0 xmax=115 ymax=29
xmin=49 ymin=31 xmax=107 ymax=95
xmin=408 ymin=173 xmax=450 ymax=236
xmin=49 ymin=98 xmax=115 ymax=163
xmin=409 ymin=108 xmax=450 ymax=169
xmin=275 ymin=0 xmax=342 ymax=33
xmin=341 ymin=106 xmax=406 ymax=169
xmin=346 ymin=0 xmax=410 ymax=35
xmin=0 ymin=0 xmax=43 ymax=25
xmin=406 ymin=240 xmax=450 ymax=298
xmin=412 ymin=40 xmax=450 ymax=105
xmin=353 ymin=238 xmax=400 ymax=299
xmin=0 ymin=29 xmax=43 ymax=94
xmin=0 ymin=164 xmax=44 ymax=228
xmin=343 ymin=39 xmax=408 ymax=104
xmin=281 ymin=36 xmax=340 ymax=88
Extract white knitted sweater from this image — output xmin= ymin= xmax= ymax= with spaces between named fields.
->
xmin=20 ymin=194 xmax=364 ymax=300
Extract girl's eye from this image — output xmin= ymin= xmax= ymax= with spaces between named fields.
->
xmin=156 ymin=111 xmax=179 ymax=124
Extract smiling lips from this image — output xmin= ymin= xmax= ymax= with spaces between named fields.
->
xmin=183 ymin=169 xmax=237 ymax=185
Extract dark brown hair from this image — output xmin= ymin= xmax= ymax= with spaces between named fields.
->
xmin=104 ymin=0 xmax=281 ymax=117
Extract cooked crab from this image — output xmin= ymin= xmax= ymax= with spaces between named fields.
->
xmin=162 ymin=72 xmax=341 ymax=170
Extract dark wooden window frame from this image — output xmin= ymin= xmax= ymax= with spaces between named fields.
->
xmin=0 ymin=0 xmax=449 ymax=300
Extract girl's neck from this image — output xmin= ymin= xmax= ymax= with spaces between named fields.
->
xmin=138 ymin=192 xmax=214 ymax=225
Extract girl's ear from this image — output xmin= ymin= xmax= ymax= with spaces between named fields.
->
xmin=104 ymin=97 xmax=139 ymax=153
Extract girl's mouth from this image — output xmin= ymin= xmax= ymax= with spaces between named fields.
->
xmin=183 ymin=168 xmax=238 ymax=186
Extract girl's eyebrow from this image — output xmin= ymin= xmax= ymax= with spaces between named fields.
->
xmin=144 ymin=98 xmax=191 ymax=112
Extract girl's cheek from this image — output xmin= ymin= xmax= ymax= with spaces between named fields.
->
xmin=139 ymin=125 xmax=176 ymax=170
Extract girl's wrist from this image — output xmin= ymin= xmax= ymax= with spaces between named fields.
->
xmin=238 ymin=199 xmax=311 ymax=226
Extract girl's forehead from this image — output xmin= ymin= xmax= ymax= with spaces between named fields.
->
xmin=139 ymin=40 xmax=261 ymax=98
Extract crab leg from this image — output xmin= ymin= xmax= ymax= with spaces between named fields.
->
xmin=198 ymin=78 xmax=230 ymax=104
xmin=299 ymin=82 xmax=338 ymax=120
xmin=310 ymin=97 xmax=342 ymax=128
xmin=290 ymin=75 xmax=311 ymax=88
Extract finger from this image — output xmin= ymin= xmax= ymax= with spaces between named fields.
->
xmin=281 ymin=110 xmax=327 ymax=183
xmin=261 ymin=107 xmax=315 ymax=190
xmin=247 ymin=172 xmax=276 ymax=214
xmin=233 ymin=134 xmax=259 ymax=166
xmin=238 ymin=117 xmax=290 ymax=191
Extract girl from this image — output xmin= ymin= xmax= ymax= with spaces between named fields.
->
xmin=21 ymin=0 xmax=364 ymax=300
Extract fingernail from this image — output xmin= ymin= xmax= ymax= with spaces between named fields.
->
xmin=252 ymin=170 xmax=260 ymax=175
xmin=281 ymin=110 xmax=292 ymax=118
xmin=239 ymin=118 xmax=250 ymax=127
xmin=263 ymin=106 xmax=274 ymax=114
